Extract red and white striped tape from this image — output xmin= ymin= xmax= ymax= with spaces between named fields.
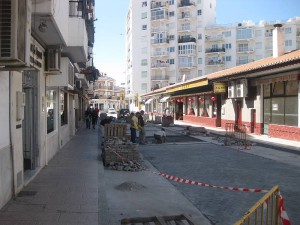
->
xmin=279 ymin=195 xmax=292 ymax=225
xmin=152 ymin=171 xmax=269 ymax=193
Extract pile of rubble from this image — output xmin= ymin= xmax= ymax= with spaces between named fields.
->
xmin=102 ymin=137 xmax=145 ymax=172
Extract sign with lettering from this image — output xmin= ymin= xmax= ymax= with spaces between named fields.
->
xmin=213 ymin=82 xmax=226 ymax=93
xmin=166 ymin=79 xmax=208 ymax=93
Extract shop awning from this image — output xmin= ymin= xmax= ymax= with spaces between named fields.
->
xmin=160 ymin=96 xmax=170 ymax=102
xmin=145 ymin=98 xmax=153 ymax=104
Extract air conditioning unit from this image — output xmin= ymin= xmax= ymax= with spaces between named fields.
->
xmin=46 ymin=57 xmax=74 ymax=90
xmin=45 ymin=47 xmax=61 ymax=74
xmin=236 ymin=79 xmax=248 ymax=98
xmin=228 ymin=81 xmax=235 ymax=98
xmin=75 ymin=80 xmax=82 ymax=89
xmin=0 ymin=0 xmax=31 ymax=68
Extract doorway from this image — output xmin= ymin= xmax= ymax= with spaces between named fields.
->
xmin=22 ymin=71 xmax=39 ymax=170
xmin=235 ymin=100 xmax=243 ymax=126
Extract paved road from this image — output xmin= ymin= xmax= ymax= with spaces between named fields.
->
xmin=140 ymin=141 xmax=300 ymax=225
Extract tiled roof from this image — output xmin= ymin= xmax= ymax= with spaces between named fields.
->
xmin=207 ymin=50 xmax=300 ymax=80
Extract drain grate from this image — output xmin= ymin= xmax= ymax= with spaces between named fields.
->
xmin=121 ymin=214 xmax=197 ymax=225
xmin=17 ymin=191 xmax=37 ymax=197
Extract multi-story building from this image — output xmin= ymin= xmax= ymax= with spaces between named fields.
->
xmin=89 ymin=75 xmax=127 ymax=111
xmin=0 ymin=0 xmax=98 ymax=209
xmin=125 ymin=0 xmax=300 ymax=111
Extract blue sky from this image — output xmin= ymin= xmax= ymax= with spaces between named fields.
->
xmin=93 ymin=0 xmax=300 ymax=85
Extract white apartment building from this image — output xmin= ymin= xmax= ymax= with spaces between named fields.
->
xmin=125 ymin=0 xmax=300 ymax=111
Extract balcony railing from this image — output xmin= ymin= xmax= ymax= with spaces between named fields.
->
xmin=151 ymin=63 xmax=169 ymax=68
xmin=237 ymin=48 xmax=254 ymax=53
xmin=151 ymin=51 xmax=169 ymax=57
xmin=151 ymin=75 xmax=170 ymax=80
xmin=178 ymin=25 xmax=195 ymax=32
xmin=151 ymin=27 xmax=168 ymax=33
xmin=236 ymin=59 xmax=254 ymax=65
xmin=205 ymin=48 xmax=225 ymax=53
xmin=151 ymin=2 xmax=168 ymax=9
xmin=205 ymin=35 xmax=224 ymax=42
xmin=151 ymin=38 xmax=169 ymax=44
xmin=206 ymin=60 xmax=225 ymax=66
xmin=178 ymin=37 xmax=196 ymax=43
xmin=178 ymin=0 xmax=196 ymax=7
xmin=178 ymin=50 xmax=196 ymax=55
xmin=151 ymin=14 xmax=168 ymax=21
xmin=179 ymin=63 xmax=196 ymax=68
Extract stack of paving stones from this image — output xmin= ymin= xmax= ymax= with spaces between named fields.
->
xmin=184 ymin=126 xmax=207 ymax=135
xmin=102 ymin=137 xmax=145 ymax=172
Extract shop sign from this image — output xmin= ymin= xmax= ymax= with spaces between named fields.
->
xmin=166 ymin=79 xmax=208 ymax=93
xmin=213 ymin=82 xmax=226 ymax=93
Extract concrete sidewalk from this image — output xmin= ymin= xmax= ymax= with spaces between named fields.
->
xmin=0 ymin=125 xmax=212 ymax=225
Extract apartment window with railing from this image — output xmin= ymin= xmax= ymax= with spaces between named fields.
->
xmin=141 ymin=71 xmax=148 ymax=78
xmin=181 ymin=23 xmax=191 ymax=31
xmin=168 ymin=47 xmax=175 ymax=52
xmin=141 ymin=59 xmax=148 ymax=66
xmin=238 ymin=43 xmax=249 ymax=52
xmin=151 ymin=10 xmax=167 ymax=20
xmin=179 ymin=57 xmax=195 ymax=67
xmin=285 ymin=40 xmax=292 ymax=47
xmin=222 ymin=31 xmax=231 ymax=37
xmin=285 ymin=27 xmax=292 ymax=34
xmin=141 ymin=12 xmax=147 ymax=19
xmin=237 ymin=29 xmax=252 ymax=39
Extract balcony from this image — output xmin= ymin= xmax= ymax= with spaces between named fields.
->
xmin=151 ymin=75 xmax=170 ymax=81
xmin=151 ymin=39 xmax=169 ymax=45
xmin=151 ymin=1 xmax=169 ymax=9
xmin=32 ymin=0 xmax=69 ymax=46
xmin=179 ymin=63 xmax=196 ymax=69
xmin=178 ymin=13 xmax=194 ymax=20
xmin=178 ymin=25 xmax=195 ymax=33
xmin=205 ymin=35 xmax=225 ymax=42
xmin=178 ymin=0 xmax=196 ymax=8
xmin=206 ymin=59 xmax=225 ymax=66
xmin=178 ymin=37 xmax=196 ymax=43
xmin=151 ymin=14 xmax=168 ymax=21
xmin=151 ymin=51 xmax=169 ymax=58
xmin=151 ymin=27 xmax=168 ymax=33
xmin=205 ymin=48 xmax=225 ymax=54
xmin=237 ymin=48 xmax=254 ymax=54
xmin=151 ymin=62 xmax=169 ymax=69
xmin=236 ymin=59 xmax=254 ymax=65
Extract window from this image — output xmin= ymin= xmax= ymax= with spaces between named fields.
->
xmin=142 ymin=1 xmax=147 ymax=7
xmin=198 ymin=70 xmax=203 ymax=76
xmin=197 ymin=10 xmax=202 ymax=15
xmin=168 ymin=0 xmax=174 ymax=5
xmin=178 ymin=44 xmax=196 ymax=54
xmin=285 ymin=40 xmax=292 ymax=47
xmin=141 ymin=47 xmax=147 ymax=54
xmin=238 ymin=43 xmax=249 ymax=52
xmin=142 ymin=25 xmax=147 ymax=30
xmin=285 ymin=27 xmax=292 ymax=34
xmin=222 ymin=31 xmax=231 ymax=37
xmin=141 ymin=59 xmax=147 ymax=66
xmin=168 ymin=35 xmax=175 ymax=40
xmin=255 ymin=30 xmax=262 ymax=37
xmin=169 ymin=11 xmax=174 ymax=17
xmin=141 ymin=12 xmax=147 ymax=19
xmin=46 ymin=89 xmax=56 ymax=133
xmin=237 ymin=29 xmax=252 ymax=39
xmin=168 ymin=47 xmax=175 ymax=52
xmin=60 ymin=92 xmax=68 ymax=126
xmin=225 ymin=56 xmax=231 ymax=62
xmin=198 ymin=57 xmax=202 ymax=64
xmin=222 ymin=43 xmax=231 ymax=49
xmin=141 ymin=71 xmax=147 ymax=78
xmin=141 ymin=83 xmax=148 ymax=91
xmin=198 ymin=33 xmax=202 ymax=39
xmin=169 ymin=59 xmax=175 ymax=64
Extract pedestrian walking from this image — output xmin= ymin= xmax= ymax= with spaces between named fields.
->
xmin=130 ymin=112 xmax=140 ymax=143
xmin=138 ymin=110 xmax=146 ymax=144
xmin=91 ymin=108 xmax=98 ymax=129
xmin=85 ymin=107 xmax=92 ymax=129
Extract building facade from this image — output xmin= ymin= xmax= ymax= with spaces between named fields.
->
xmin=125 ymin=0 xmax=300 ymax=111
xmin=0 ymin=0 xmax=98 ymax=209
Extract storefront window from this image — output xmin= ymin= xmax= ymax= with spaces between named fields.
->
xmin=263 ymin=84 xmax=271 ymax=97
xmin=272 ymin=81 xmax=284 ymax=96
xmin=46 ymin=90 xmax=56 ymax=133
xmin=198 ymin=95 xmax=209 ymax=117
xmin=285 ymin=96 xmax=298 ymax=126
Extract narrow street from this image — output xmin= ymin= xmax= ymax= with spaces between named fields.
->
xmin=139 ymin=124 xmax=300 ymax=225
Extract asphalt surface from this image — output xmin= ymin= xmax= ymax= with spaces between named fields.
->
xmin=139 ymin=126 xmax=300 ymax=225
